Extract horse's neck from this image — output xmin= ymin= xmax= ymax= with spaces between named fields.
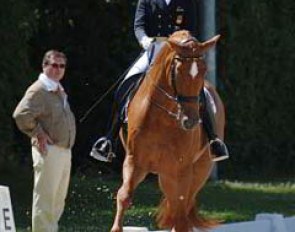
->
xmin=131 ymin=45 xmax=175 ymax=115
xmin=145 ymin=49 xmax=174 ymax=98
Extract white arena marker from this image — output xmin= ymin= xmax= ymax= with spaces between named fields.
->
xmin=0 ymin=186 xmax=16 ymax=232
xmin=123 ymin=227 xmax=149 ymax=232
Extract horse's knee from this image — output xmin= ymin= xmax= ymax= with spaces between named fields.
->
xmin=117 ymin=187 xmax=133 ymax=208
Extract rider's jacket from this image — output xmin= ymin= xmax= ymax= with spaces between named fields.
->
xmin=134 ymin=0 xmax=198 ymax=44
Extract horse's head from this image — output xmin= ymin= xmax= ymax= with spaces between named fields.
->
xmin=164 ymin=30 xmax=220 ymax=130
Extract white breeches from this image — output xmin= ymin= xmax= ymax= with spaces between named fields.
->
xmin=125 ymin=41 xmax=165 ymax=80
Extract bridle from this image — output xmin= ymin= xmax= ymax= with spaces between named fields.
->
xmin=152 ymin=51 xmax=204 ymax=129
xmin=171 ymin=56 xmax=203 ymax=104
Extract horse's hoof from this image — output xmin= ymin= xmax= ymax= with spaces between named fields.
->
xmin=110 ymin=226 xmax=122 ymax=232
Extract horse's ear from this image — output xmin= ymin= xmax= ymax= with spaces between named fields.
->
xmin=168 ymin=40 xmax=184 ymax=54
xmin=200 ymin=35 xmax=221 ymax=53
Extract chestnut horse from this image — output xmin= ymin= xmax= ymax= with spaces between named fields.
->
xmin=111 ymin=30 xmax=224 ymax=232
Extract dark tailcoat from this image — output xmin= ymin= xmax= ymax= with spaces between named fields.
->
xmin=134 ymin=0 xmax=198 ymax=44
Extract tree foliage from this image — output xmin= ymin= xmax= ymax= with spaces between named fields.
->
xmin=218 ymin=0 xmax=295 ymax=178
xmin=1 ymin=0 xmax=294 ymax=178
xmin=0 ymin=0 xmax=36 ymax=166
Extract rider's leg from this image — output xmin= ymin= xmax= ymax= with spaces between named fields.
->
xmin=91 ymin=46 xmax=160 ymax=162
xmin=90 ymin=74 xmax=142 ymax=162
xmin=201 ymin=88 xmax=229 ymax=162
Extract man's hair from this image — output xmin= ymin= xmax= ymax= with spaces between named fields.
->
xmin=42 ymin=50 xmax=67 ymax=66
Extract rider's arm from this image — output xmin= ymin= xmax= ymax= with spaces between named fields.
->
xmin=134 ymin=0 xmax=152 ymax=48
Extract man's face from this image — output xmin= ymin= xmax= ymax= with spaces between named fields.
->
xmin=43 ymin=56 xmax=66 ymax=82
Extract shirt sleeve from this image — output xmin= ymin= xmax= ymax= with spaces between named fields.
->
xmin=134 ymin=0 xmax=148 ymax=45
xmin=12 ymin=89 xmax=45 ymax=138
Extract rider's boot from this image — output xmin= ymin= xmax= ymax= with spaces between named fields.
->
xmin=90 ymin=107 xmax=121 ymax=162
xmin=202 ymin=89 xmax=229 ymax=162
xmin=90 ymin=73 xmax=143 ymax=162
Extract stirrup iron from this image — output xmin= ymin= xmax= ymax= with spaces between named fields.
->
xmin=90 ymin=137 xmax=116 ymax=162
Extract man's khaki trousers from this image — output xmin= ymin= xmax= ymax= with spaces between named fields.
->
xmin=32 ymin=145 xmax=71 ymax=232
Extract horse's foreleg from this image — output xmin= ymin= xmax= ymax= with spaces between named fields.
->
xmin=111 ymin=155 xmax=147 ymax=232
xmin=191 ymin=152 xmax=213 ymax=199
xmin=157 ymin=171 xmax=193 ymax=232
xmin=187 ymin=152 xmax=216 ymax=229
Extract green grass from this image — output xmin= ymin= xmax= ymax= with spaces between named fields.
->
xmin=1 ymin=167 xmax=294 ymax=232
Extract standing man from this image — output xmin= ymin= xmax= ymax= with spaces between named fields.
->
xmin=13 ymin=50 xmax=76 ymax=232
xmin=91 ymin=0 xmax=229 ymax=162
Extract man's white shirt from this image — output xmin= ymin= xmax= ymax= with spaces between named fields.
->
xmin=165 ymin=0 xmax=171 ymax=5
xmin=39 ymin=73 xmax=67 ymax=108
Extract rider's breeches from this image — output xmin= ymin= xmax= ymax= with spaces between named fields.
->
xmin=114 ymin=41 xmax=166 ymax=115
xmin=124 ymin=41 xmax=165 ymax=80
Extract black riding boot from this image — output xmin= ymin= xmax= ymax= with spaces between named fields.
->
xmin=90 ymin=73 xmax=143 ymax=162
xmin=90 ymin=103 xmax=121 ymax=162
xmin=201 ymin=90 xmax=229 ymax=162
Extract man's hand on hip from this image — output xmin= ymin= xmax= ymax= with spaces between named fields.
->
xmin=36 ymin=133 xmax=53 ymax=154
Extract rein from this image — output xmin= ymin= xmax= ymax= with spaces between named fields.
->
xmin=78 ymin=52 xmax=144 ymax=123
xmin=151 ymin=54 xmax=203 ymax=121
xmin=152 ymin=85 xmax=180 ymax=119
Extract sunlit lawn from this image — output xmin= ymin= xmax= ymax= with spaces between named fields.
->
xmin=1 ymin=167 xmax=294 ymax=232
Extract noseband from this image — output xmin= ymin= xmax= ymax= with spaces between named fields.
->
xmin=153 ymin=53 xmax=204 ymax=125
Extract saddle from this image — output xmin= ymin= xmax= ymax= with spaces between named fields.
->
xmin=120 ymin=73 xmax=145 ymax=123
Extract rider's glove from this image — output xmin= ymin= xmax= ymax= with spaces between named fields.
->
xmin=140 ymin=36 xmax=155 ymax=50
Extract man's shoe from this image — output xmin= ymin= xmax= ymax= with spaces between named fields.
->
xmin=209 ymin=138 xmax=229 ymax=162
xmin=90 ymin=137 xmax=116 ymax=162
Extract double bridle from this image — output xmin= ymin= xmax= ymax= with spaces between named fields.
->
xmin=152 ymin=53 xmax=204 ymax=129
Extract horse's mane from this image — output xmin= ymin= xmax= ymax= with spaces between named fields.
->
xmin=168 ymin=30 xmax=193 ymax=43
xmin=152 ymin=42 xmax=173 ymax=67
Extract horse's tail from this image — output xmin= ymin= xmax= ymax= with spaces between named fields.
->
xmin=188 ymin=204 xmax=221 ymax=229
xmin=156 ymin=198 xmax=220 ymax=229
xmin=156 ymin=198 xmax=174 ymax=228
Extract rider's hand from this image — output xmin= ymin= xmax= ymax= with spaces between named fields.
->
xmin=140 ymin=36 xmax=155 ymax=50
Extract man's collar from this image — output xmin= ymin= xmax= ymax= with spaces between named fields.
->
xmin=38 ymin=73 xmax=64 ymax=92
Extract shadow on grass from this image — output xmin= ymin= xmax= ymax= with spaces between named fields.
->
xmin=199 ymin=181 xmax=295 ymax=222
xmin=1 ymin=167 xmax=294 ymax=232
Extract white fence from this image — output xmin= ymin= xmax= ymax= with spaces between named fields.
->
xmin=123 ymin=214 xmax=295 ymax=232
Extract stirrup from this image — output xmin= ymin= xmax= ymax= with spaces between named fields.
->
xmin=210 ymin=138 xmax=229 ymax=162
xmin=90 ymin=137 xmax=116 ymax=162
